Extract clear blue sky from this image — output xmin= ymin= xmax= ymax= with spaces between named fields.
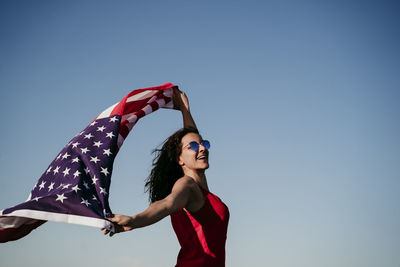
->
xmin=1 ymin=1 xmax=399 ymax=266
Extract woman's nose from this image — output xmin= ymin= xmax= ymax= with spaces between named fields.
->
xmin=198 ymin=144 xmax=206 ymax=152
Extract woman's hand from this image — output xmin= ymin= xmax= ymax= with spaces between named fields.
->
xmin=101 ymin=214 xmax=134 ymax=237
xmin=173 ymin=87 xmax=190 ymax=112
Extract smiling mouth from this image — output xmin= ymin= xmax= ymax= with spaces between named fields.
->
xmin=197 ymin=155 xmax=208 ymax=160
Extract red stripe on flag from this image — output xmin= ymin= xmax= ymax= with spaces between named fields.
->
xmin=149 ymin=100 xmax=160 ymax=111
xmin=0 ymin=220 xmax=46 ymax=243
xmin=119 ymin=124 xmax=130 ymax=140
xmin=123 ymin=99 xmax=152 ymax=115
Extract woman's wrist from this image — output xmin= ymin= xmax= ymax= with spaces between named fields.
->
xmin=180 ymin=107 xmax=191 ymax=116
xmin=128 ymin=215 xmax=137 ymax=229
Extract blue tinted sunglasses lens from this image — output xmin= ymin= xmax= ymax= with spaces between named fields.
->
xmin=189 ymin=142 xmax=199 ymax=151
xmin=201 ymin=140 xmax=210 ymax=150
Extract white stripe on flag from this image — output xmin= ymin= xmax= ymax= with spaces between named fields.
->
xmin=121 ymin=114 xmax=138 ymax=124
xmin=163 ymin=100 xmax=174 ymax=109
xmin=163 ymin=89 xmax=173 ymax=97
xmin=125 ymin=115 xmax=138 ymax=131
xmin=156 ymin=98 xmax=166 ymax=108
xmin=1 ymin=209 xmax=113 ymax=230
xmin=142 ymin=104 xmax=154 ymax=115
xmin=96 ymin=102 xmax=118 ymax=119
xmin=126 ymin=90 xmax=157 ymax=103
xmin=117 ymin=134 xmax=125 ymax=148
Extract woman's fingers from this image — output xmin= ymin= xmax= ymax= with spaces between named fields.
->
xmin=100 ymin=215 xmax=117 ymax=236
xmin=106 ymin=216 xmax=116 ymax=222
xmin=101 ymin=214 xmax=132 ymax=237
xmin=173 ymin=88 xmax=182 ymax=109
xmin=101 ymin=227 xmax=115 ymax=236
xmin=172 ymin=88 xmax=190 ymax=112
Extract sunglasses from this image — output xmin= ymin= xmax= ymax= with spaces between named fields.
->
xmin=186 ymin=140 xmax=211 ymax=151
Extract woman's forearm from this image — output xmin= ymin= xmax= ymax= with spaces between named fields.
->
xmin=181 ymin=109 xmax=197 ymax=129
xmin=129 ymin=181 xmax=191 ymax=229
xmin=129 ymin=199 xmax=172 ymax=229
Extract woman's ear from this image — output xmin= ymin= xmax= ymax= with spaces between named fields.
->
xmin=178 ymin=156 xmax=184 ymax=166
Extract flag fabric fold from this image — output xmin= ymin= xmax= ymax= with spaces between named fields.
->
xmin=0 ymin=83 xmax=177 ymax=242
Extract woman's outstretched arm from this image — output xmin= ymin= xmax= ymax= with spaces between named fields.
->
xmin=101 ymin=177 xmax=203 ymax=237
xmin=173 ymin=87 xmax=197 ymax=129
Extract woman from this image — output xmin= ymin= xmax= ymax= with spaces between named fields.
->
xmin=101 ymin=88 xmax=230 ymax=267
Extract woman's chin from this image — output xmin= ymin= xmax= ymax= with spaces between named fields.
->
xmin=201 ymin=163 xmax=210 ymax=170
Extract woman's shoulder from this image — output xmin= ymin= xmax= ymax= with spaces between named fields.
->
xmin=172 ymin=176 xmax=206 ymax=198
xmin=173 ymin=176 xmax=205 ymax=213
xmin=173 ymin=175 xmax=198 ymax=189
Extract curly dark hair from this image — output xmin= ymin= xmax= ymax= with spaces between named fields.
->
xmin=144 ymin=127 xmax=200 ymax=203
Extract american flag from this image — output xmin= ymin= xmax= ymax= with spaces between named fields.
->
xmin=0 ymin=83 xmax=177 ymax=242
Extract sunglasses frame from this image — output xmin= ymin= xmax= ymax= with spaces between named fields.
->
xmin=188 ymin=140 xmax=210 ymax=151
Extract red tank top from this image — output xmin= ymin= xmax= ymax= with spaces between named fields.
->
xmin=170 ymin=187 xmax=230 ymax=267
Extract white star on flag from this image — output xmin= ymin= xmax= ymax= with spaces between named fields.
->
xmin=90 ymin=156 xmax=100 ymax=164
xmin=83 ymin=181 xmax=90 ymax=189
xmin=100 ymin=187 xmax=108 ymax=195
xmin=93 ymin=141 xmax=103 ymax=147
xmin=106 ymin=132 xmax=115 ymax=139
xmin=73 ymin=170 xmax=81 ymax=179
xmin=39 ymin=181 xmax=46 ymax=190
xmin=100 ymin=167 xmax=110 ymax=176
xmin=62 ymin=184 xmax=71 ymax=189
xmin=71 ymin=185 xmax=81 ymax=193
xmin=62 ymin=167 xmax=70 ymax=177
xmin=33 ymin=196 xmax=42 ymax=202
xmin=84 ymin=133 xmax=94 ymax=139
xmin=91 ymin=175 xmax=99 ymax=185
xmin=48 ymin=182 xmax=55 ymax=191
xmin=81 ymin=147 xmax=90 ymax=154
xmin=53 ymin=166 xmax=60 ymax=174
xmin=80 ymin=198 xmax=90 ymax=206
xmin=103 ymin=149 xmax=112 ymax=156
xmin=97 ymin=126 xmax=106 ymax=132
xmin=72 ymin=142 xmax=80 ymax=148
xmin=56 ymin=194 xmax=67 ymax=203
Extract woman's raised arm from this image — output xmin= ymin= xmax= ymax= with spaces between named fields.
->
xmin=173 ymin=87 xmax=197 ymax=129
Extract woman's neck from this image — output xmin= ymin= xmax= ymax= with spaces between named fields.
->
xmin=184 ymin=169 xmax=209 ymax=190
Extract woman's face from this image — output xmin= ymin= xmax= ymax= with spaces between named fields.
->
xmin=178 ymin=132 xmax=209 ymax=171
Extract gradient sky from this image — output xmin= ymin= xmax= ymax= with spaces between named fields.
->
xmin=1 ymin=1 xmax=399 ymax=266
